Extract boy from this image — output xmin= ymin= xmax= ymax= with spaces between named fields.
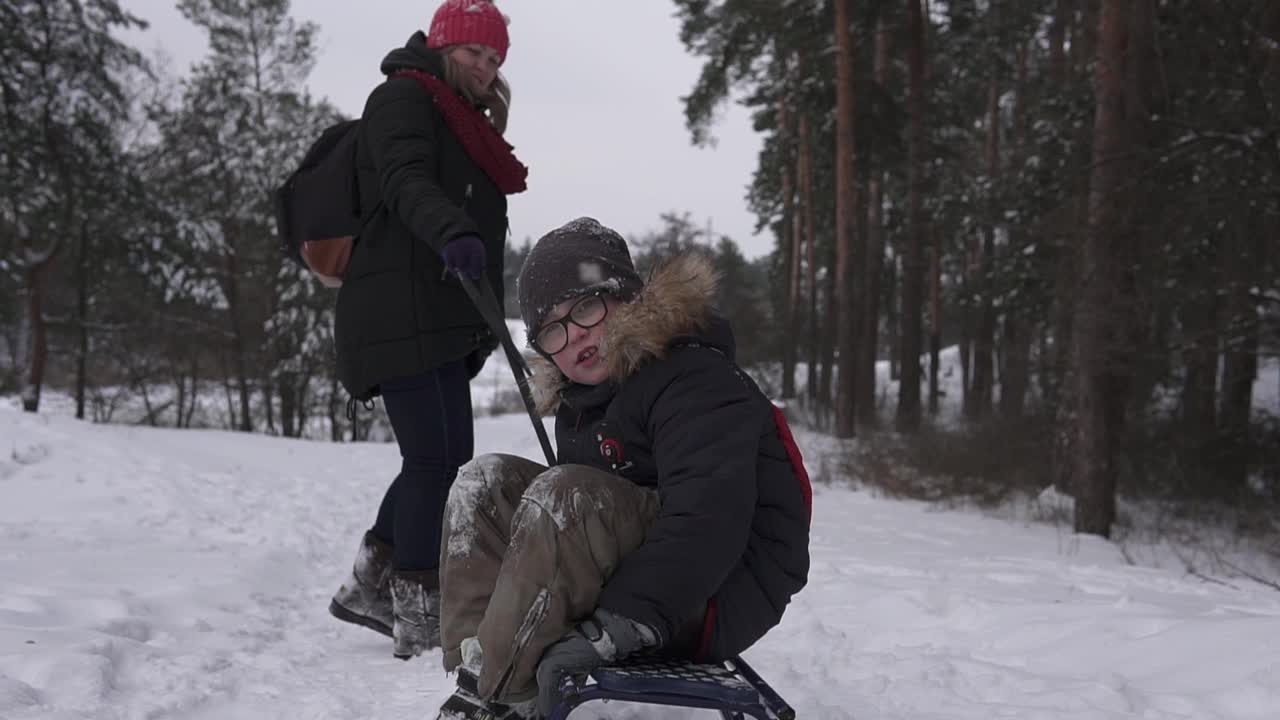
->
xmin=435 ymin=217 xmax=811 ymax=719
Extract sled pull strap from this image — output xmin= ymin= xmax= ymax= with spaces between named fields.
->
xmin=458 ymin=274 xmax=557 ymax=467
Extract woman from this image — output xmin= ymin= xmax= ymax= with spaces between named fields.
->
xmin=432 ymin=218 xmax=812 ymax=719
xmin=328 ymin=0 xmax=527 ymax=661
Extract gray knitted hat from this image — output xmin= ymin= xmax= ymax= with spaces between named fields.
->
xmin=516 ymin=217 xmax=644 ymax=344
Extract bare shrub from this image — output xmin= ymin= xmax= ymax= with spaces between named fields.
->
xmin=842 ymin=415 xmax=1054 ymax=508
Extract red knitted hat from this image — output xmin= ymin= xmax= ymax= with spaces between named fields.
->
xmin=426 ymin=1 xmax=510 ymax=64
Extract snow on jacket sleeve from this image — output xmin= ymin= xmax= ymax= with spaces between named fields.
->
xmin=596 ymin=348 xmax=760 ymax=645
xmin=360 ymin=76 xmax=478 ymax=254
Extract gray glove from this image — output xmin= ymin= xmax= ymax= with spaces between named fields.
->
xmin=534 ymin=608 xmax=659 ymax=717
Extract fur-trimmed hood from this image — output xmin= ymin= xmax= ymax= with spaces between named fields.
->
xmin=528 ymin=253 xmax=723 ymax=414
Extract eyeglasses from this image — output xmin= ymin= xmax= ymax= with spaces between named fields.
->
xmin=534 ymin=293 xmax=609 ymax=355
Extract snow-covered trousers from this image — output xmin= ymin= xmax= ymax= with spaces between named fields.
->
xmin=439 ymin=453 xmax=660 ymax=703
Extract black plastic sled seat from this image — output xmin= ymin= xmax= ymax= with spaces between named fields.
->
xmin=547 ymin=655 xmax=796 ymax=720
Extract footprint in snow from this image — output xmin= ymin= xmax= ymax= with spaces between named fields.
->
xmin=0 ymin=674 xmax=44 ymax=713
xmin=96 ymin=617 xmax=154 ymax=644
xmin=10 ymin=441 xmax=50 ymax=466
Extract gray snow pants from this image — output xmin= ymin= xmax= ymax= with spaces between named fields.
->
xmin=439 ymin=453 xmax=660 ymax=703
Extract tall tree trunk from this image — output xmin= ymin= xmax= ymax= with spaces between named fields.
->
xmin=854 ymin=182 xmax=873 ymax=428
xmin=1049 ymin=0 xmax=1070 ymax=84
xmin=224 ymin=252 xmax=253 ymax=432
xmin=1218 ymin=211 xmax=1262 ymax=495
xmin=1001 ymin=41 xmax=1032 ymax=421
xmin=1125 ymin=302 xmax=1165 ymax=431
xmin=1179 ymin=254 xmax=1220 ymax=487
xmin=780 ymin=99 xmax=799 ymax=400
xmin=328 ymin=372 xmax=344 ymax=442
xmin=1076 ymin=0 xmax=1102 ymax=73
xmin=897 ymin=0 xmax=927 ymax=432
xmin=264 ymin=378 xmax=277 ymax=435
xmin=929 ymin=227 xmax=942 ymax=414
xmin=135 ymin=372 xmax=158 ymax=427
xmin=184 ymin=356 xmax=200 ymax=428
xmin=969 ymin=72 xmax=1000 ymax=421
xmin=1047 ymin=301 xmax=1071 ymax=431
xmin=1051 ymin=0 xmax=1096 ymax=497
xmin=799 ymin=114 xmax=819 ymax=404
xmin=75 ymin=221 xmax=90 ymax=420
xmin=1073 ymin=0 xmax=1145 ymax=537
xmin=175 ymin=368 xmax=188 ymax=429
xmin=859 ymin=17 xmax=893 ymax=427
xmin=959 ymin=241 xmax=975 ymax=418
xmin=221 ymin=354 xmax=237 ymax=431
xmin=296 ymin=370 xmax=312 ymax=438
xmin=1037 ymin=323 xmax=1053 ymax=402
xmin=233 ymin=339 xmax=251 ymax=431
xmin=18 ymin=140 xmax=69 ymax=415
xmin=818 ymin=241 xmax=838 ymax=429
xmin=834 ymin=0 xmax=860 ymax=438
xmin=20 ymin=249 xmax=58 ymax=413
xmin=1121 ymin=0 xmax=1161 ymax=449
xmin=22 ymin=78 xmax=76 ymax=415
xmin=887 ymin=252 xmax=900 ymax=382
xmin=1000 ymin=316 xmax=1032 ymax=420
xmin=280 ymin=374 xmax=297 ymax=438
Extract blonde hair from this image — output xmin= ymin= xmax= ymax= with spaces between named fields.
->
xmin=441 ymin=51 xmax=511 ymax=135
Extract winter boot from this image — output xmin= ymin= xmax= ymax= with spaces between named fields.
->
xmin=435 ymin=667 xmax=535 ymax=720
xmin=329 ymin=531 xmax=394 ymax=637
xmin=390 ymin=569 xmax=442 ymax=659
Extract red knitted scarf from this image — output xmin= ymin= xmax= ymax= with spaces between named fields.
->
xmin=394 ymin=69 xmax=528 ymax=195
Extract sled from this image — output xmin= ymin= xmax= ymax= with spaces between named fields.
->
xmin=547 ymin=654 xmax=795 ymax=720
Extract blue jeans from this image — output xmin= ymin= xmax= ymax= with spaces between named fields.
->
xmin=371 ymin=360 xmax=474 ymax=572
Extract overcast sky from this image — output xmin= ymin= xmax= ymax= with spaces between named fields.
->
xmin=119 ymin=1 xmax=773 ymax=258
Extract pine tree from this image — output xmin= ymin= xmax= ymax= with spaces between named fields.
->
xmin=152 ymin=0 xmax=337 ymax=434
xmin=0 ymin=0 xmax=147 ymax=411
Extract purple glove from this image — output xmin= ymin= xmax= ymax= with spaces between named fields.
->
xmin=441 ymin=233 xmax=486 ymax=279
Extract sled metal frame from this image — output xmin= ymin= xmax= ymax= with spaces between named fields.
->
xmin=547 ymin=655 xmax=796 ymax=720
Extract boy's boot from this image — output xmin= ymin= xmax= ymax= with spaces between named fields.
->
xmin=328 ymin=531 xmax=394 ymax=637
xmin=390 ymin=569 xmax=442 ymax=659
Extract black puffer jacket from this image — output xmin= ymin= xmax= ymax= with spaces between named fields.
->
xmin=335 ymin=32 xmax=506 ymax=401
xmin=531 ymin=254 xmax=812 ymax=661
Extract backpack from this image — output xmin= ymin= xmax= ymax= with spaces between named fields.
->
xmin=273 ymin=118 xmax=372 ymax=288
xmin=274 ymin=71 xmax=465 ymax=287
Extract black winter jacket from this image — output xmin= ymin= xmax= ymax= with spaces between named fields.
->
xmin=336 ymin=33 xmax=506 ymax=400
xmin=531 ymin=254 xmax=812 ymax=661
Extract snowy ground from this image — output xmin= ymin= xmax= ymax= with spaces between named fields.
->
xmin=3 ymin=400 xmax=1280 ymax=719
